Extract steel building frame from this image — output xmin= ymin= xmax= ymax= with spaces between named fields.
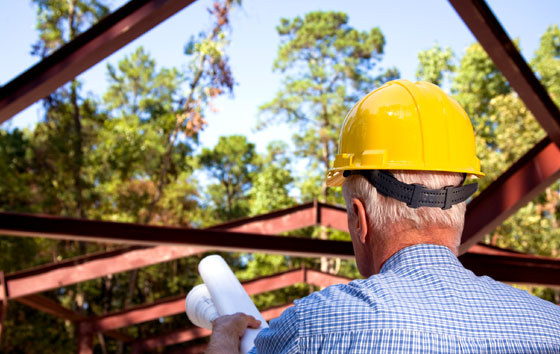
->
xmin=0 ymin=0 xmax=559 ymax=352
xmin=1 ymin=201 xmax=559 ymax=352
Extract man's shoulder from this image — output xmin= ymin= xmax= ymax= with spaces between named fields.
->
xmin=293 ymin=276 xmax=387 ymax=335
xmin=292 ymin=268 xmax=560 ymax=340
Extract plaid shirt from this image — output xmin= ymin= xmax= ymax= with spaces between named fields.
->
xmin=250 ymin=244 xmax=560 ymax=353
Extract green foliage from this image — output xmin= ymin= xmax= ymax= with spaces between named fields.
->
xmin=1 ymin=0 xmax=244 ymax=352
xmin=199 ymin=135 xmax=259 ymax=221
xmin=531 ymin=25 xmax=560 ymax=105
xmin=259 ymin=11 xmax=399 ymax=203
xmin=3 ymin=2 xmax=559 ymax=351
xmin=94 ymin=46 xmax=197 ymax=225
xmin=416 ymin=44 xmax=455 ymax=86
xmin=0 ymin=129 xmax=36 ymax=213
xmin=452 ymin=42 xmax=511 ymax=120
xmin=3 ymin=303 xmax=74 ymax=353
xmin=32 ymin=0 xmax=109 ymax=56
xmin=440 ymin=28 xmax=560 ymax=297
xmin=249 ymin=141 xmax=295 ymax=215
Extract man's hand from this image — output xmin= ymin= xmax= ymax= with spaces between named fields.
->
xmin=205 ymin=313 xmax=261 ymax=354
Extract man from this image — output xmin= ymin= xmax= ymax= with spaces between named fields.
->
xmin=206 ymin=80 xmax=560 ymax=353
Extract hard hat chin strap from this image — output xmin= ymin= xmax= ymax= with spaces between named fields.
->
xmin=343 ymin=170 xmax=478 ymax=210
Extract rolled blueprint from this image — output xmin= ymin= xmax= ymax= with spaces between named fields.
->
xmin=198 ymin=255 xmax=268 ymax=354
xmin=185 ymin=284 xmax=220 ymax=330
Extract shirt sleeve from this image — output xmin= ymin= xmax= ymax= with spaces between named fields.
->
xmin=249 ymin=306 xmax=299 ymax=354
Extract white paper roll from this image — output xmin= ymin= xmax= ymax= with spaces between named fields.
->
xmin=199 ymin=255 xmax=268 ymax=354
xmin=185 ymin=284 xmax=220 ymax=330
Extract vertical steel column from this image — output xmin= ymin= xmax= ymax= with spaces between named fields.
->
xmin=0 ymin=271 xmax=6 ymax=342
xmin=77 ymin=321 xmax=94 ymax=354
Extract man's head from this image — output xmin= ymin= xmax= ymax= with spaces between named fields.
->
xmin=327 ymin=80 xmax=483 ymax=277
xmin=342 ymin=170 xmax=466 ymax=276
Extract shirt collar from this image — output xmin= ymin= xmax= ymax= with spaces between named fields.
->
xmin=379 ymin=244 xmax=462 ymax=273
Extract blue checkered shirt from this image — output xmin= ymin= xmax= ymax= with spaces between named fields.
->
xmin=249 ymin=244 xmax=560 ymax=353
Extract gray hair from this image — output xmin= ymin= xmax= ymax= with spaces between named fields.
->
xmin=342 ymin=170 xmax=466 ymax=246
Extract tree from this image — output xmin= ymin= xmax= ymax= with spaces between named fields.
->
xmin=0 ymin=0 xmax=243 ymax=351
xmin=248 ymin=141 xmax=295 ymax=216
xmin=416 ymin=44 xmax=455 ymax=86
xmin=96 ymin=46 xmax=197 ymax=225
xmin=199 ymin=135 xmax=259 ymax=222
xmin=144 ymin=0 xmax=239 ymax=224
xmin=443 ymin=32 xmax=559 ymax=303
xmin=531 ymin=25 xmax=560 ymax=103
xmin=259 ymin=11 xmax=399 ymax=203
xmin=32 ymin=0 xmax=110 ymax=220
xmin=259 ymin=11 xmax=398 ymax=272
xmin=452 ymin=42 xmax=511 ymax=121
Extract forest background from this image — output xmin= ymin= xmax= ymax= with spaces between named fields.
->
xmin=0 ymin=0 xmax=559 ymax=352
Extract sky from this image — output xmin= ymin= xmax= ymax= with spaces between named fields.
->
xmin=1 ymin=0 xmax=559 ymax=154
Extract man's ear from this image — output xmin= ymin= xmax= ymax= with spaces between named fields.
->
xmin=351 ymin=197 xmax=368 ymax=245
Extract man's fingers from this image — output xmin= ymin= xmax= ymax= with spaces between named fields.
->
xmin=211 ymin=313 xmax=262 ymax=335
xmin=244 ymin=315 xmax=261 ymax=329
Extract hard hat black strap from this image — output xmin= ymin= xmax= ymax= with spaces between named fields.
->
xmin=343 ymin=170 xmax=478 ymax=210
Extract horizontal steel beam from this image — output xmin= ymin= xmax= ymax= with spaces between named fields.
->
xmin=5 ymin=246 xmax=203 ymax=299
xmin=449 ymin=0 xmax=560 ymax=147
xmin=0 ymin=0 xmax=196 ymax=123
xmin=131 ymin=303 xmax=293 ymax=353
xmin=4 ymin=202 xmax=331 ymax=299
xmin=91 ymin=268 xmax=307 ymax=332
xmin=305 ymin=268 xmax=350 ymax=288
xmin=459 ymin=252 xmax=560 ymax=287
xmin=4 ymin=195 xmax=560 ymax=298
xmin=0 ymin=211 xmax=355 ymax=259
xmin=89 ymin=267 xmax=349 ymax=335
xmin=0 ymin=272 xmax=6 ymax=342
xmin=16 ymin=295 xmax=132 ymax=342
xmin=17 ymin=294 xmax=86 ymax=322
xmin=209 ymin=202 xmax=317 ymax=234
xmin=461 ymin=138 xmax=560 ymax=253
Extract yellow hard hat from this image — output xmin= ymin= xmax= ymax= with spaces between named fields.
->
xmin=327 ymin=79 xmax=484 ymax=188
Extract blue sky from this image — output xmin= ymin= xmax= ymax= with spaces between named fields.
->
xmin=1 ymin=0 xmax=559 ymax=154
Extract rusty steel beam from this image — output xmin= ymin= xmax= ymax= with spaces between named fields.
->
xmin=459 ymin=252 xmax=560 ymax=287
xmin=92 ymin=268 xmax=349 ymax=334
xmin=318 ymin=202 xmax=348 ymax=232
xmin=449 ymin=0 xmax=560 ymax=147
xmin=0 ymin=271 xmax=6 ymax=341
xmin=165 ymin=342 xmax=208 ymax=354
xmin=16 ymin=295 xmax=132 ymax=342
xmin=0 ymin=0 xmax=196 ymax=123
xmin=3 ymin=202 xmax=342 ymax=299
xmin=209 ymin=202 xmax=316 ymax=234
xmin=242 ymin=268 xmax=305 ymax=295
xmin=5 ymin=246 xmax=204 ymax=299
xmin=3 ymin=203 xmax=323 ymax=299
xmin=0 ymin=212 xmax=355 ymax=259
xmin=306 ymin=269 xmax=351 ymax=288
xmin=131 ymin=304 xmax=293 ymax=353
xmin=5 ymin=193 xmax=560 ymax=298
xmin=467 ymin=243 xmax=525 ymax=257
xmin=17 ymin=294 xmax=86 ymax=321
xmin=77 ymin=321 xmax=94 ymax=354
xmin=91 ymin=269 xmax=305 ymax=332
xmin=132 ymin=326 xmax=210 ymax=354
xmin=92 ymin=293 xmax=185 ymax=333
xmin=460 ymin=138 xmax=560 ymax=253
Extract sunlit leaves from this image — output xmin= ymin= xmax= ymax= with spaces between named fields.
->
xmin=416 ymin=44 xmax=455 ymax=86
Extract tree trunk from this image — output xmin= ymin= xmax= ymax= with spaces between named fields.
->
xmin=68 ymin=2 xmax=87 ymax=254
xmin=320 ymin=138 xmax=331 ymax=273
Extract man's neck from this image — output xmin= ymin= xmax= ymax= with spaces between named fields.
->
xmin=371 ymin=226 xmax=459 ymax=274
